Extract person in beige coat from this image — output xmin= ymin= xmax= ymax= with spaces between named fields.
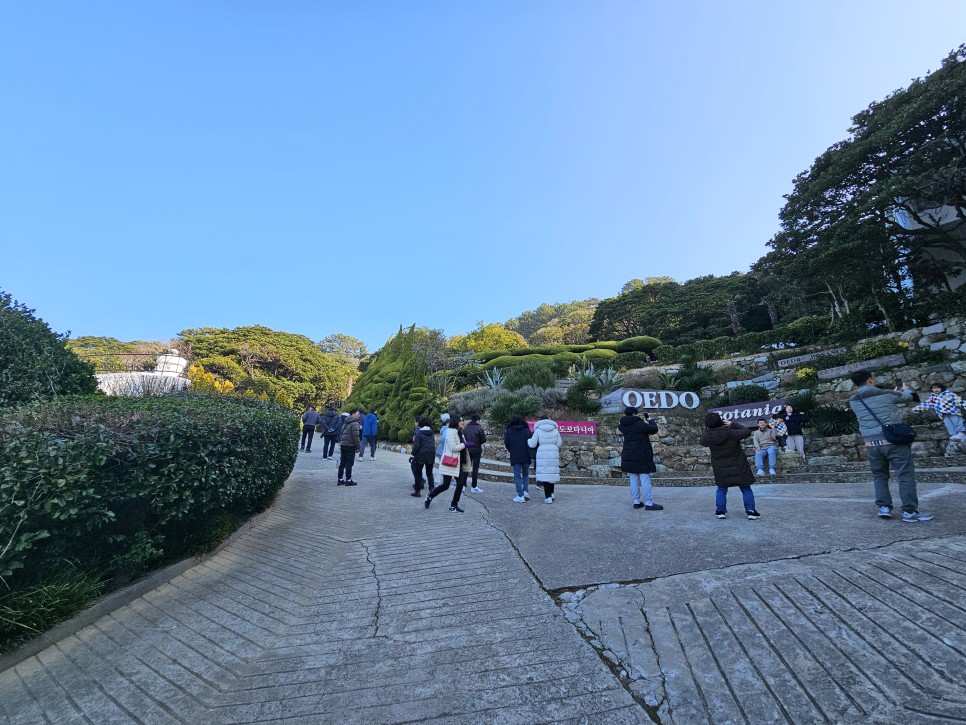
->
xmin=424 ymin=414 xmax=470 ymax=512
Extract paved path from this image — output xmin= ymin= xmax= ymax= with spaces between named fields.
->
xmin=3 ymin=450 xmax=965 ymax=724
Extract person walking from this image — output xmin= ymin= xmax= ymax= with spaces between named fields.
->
xmin=410 ymin=417 xmax=436 ymax=497
xmin=504 ymin=414 xmax=532 ymax=502
xmin=784 ymin=405 xmax=808 ymax=462
xmin=914 ymin=383 xmax=966 ymax=441
xmin=529 ymin=415 xmax=562 ymax=504
xmin=463 ymin=414 xmax=487 ymax=493
xmin=849 ymin=370 xmax=934 ymax=522
xmin=700 ymin=412 xmax=761 ymax=520
xmin=753 ymin=417 xmax=779 ymax=476
xmin=360 ymin=408 xmax=379 ymax=459
xmin=618 ymin=407 xmax=663 ymax=510
xmin=425 ymin=414 xmax=469 ymax=512
xmin=337 ymin=409 xmax=362 ymax=486
xmin=320 ymin=406 xmax=340 ymax=459
xmin=300 ymin=406 xmax=321 ymax=453
xmin=436 ymin=412 xmax=450 ymax=458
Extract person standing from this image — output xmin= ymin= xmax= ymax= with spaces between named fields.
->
xmin=784 ymin=405 xmax=808 ymax=462
xmin=320 ymin=406 xmax=340 ymax=459
xmin=436 ymin=412 xmax=450 ymax=458
xmin=849 ymin=370 xmax=934 ymax=522
xmin=360 ymin=408 xmax=379 ymax=459
xmin=914 ymin=384 xmax=966 ymax=441
xmin=618 ymin=407 xmax=663 ymax=510
xmin=410 ymin=417 xmax=436 ymax=497
xmin=700 ymin=412 xmax=761 ymax=520
xmin=753 ymin=417 xmax=779 ymax=476
xmin=337 ymin=409 xmax=362 ymax=486
xmin=463 ymin=414 xmax=487 ymax=493
xmin=504 ymin=414 xmax=532 ymax=502
xmin=425 ymin=414 xmax=469 ymax=512
xmin=300 ymin=406 xmax=321 ymax=453
xmin=529 ymin=415 xmax=562 ymax=504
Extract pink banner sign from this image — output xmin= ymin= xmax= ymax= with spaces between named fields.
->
xmin=527 ymin=420 xmax=598 ymax=437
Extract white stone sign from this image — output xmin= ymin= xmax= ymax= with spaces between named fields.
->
xmin=776 ymin=347 xmax=848 ymax=368
xmin=816 ymin=354 xmax=906 ymax=380
xmin=600 ymin=388 xmax=701 ymax=413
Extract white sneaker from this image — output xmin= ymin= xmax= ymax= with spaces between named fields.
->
xmin=769 ymin=469 xmax=776 ymax=476
xmin=545 ymin=497 xmax=553 ymax=504
xmin=756 ymin=469 xmax=765 ymax=476
xmin=470 ymin=487 xmax=484 ymax=493
xmin=512 ymin=496 xmax=525 ymax=503
xmin=523 ymin=491 xmax=530 ymax=500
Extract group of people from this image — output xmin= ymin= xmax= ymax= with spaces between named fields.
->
xmin=299 ymin=406 xmax=381 ymax=486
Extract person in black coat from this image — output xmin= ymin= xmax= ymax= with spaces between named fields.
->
xmin=503 ymin=414 xmax=532 ymax=502
xmin=618 ymin=406 xmax=663 ymax=510
xmin=409 ymin=418 xmax=436 ymax=497
xmin=700 ymin=412 xmax=760 ymax=520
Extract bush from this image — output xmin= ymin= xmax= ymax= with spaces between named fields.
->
xmin=612 ymin=351 xmax=650 ymax=370
xmin=0 ymin=291 xmax=97 ymax=407
xmin=810 ymin=405 xmax=859 ymax=436
xmin=590 ymin=341 xmax=621 ymax=351
xmin=785 ymin=315 xmax=830 ymax=344
xmin=846 ymin=338 xmax=909 ymax=363
xmin=785 ymin=388 xmax=817 ymax=415
xmin=726 ymin=384 xmax=771 ymax=404
xmin=653 ymin=345 xmax=677 ymax=362
xmin=565 ymin=375 xmax=601 ymax=414
xmin=486 ymin=393 xmax=541 ymax=426
xmin=448 ymin=387 xmax=503 ymax=417
xmin=0 ymin=395 xmax=295 ymax=605
xmin=503 ymin=361 xmax=558 ymax=391
xmin=796 ymin=367 xmax=818 ymax=384
xmin=616 ymin=336 xmax=662 ymax=353
xmin=580 ymin=348 xmax=618 ymax=361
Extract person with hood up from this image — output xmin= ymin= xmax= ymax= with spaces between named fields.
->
xmin=337 ymin=409 xmax=362 ymax=486
xmin=360 ymin=408 xmax=380 ymax=459
xmin=504 ymin=414 xmax=532 ymax=502
xmin=529 ymin=415 xmax=563 ymax=504
xmin=463 ymin=414 xmax=487 ymax=493
xmin=700 ymin=412 xmax=761 ymax=520
xmin=425 ymin=414 xmax=469 ymax=512
xmin=409 ymin=417 xmax=436 ymax=497
xmin=618 ymin=407 xmax=663 ymax=510
xmin=320 ymin=407 xmax=340 ymax=460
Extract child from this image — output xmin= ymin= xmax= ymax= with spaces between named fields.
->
xmin=770 ymin=413 xmax=788 ymax=451
xmin=914 ymin=384 xmax=966 ymax=440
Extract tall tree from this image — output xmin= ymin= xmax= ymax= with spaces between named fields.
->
xmin=318 ymin=333 xmax=368 ymax=364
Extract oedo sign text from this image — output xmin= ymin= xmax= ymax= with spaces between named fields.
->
xmin=600 ymin=388 xmax=701 ymax=413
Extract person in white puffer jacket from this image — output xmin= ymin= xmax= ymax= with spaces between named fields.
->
xmin=529 ymin=416 xmax=563 ymax=504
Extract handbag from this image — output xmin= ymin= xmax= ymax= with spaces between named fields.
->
xmin=855 ymin=395 xmax=917 ymax=445
xmin=441 ymin=454 xmax=460 ymax=467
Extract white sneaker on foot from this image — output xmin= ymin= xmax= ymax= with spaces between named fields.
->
xmin=769 ymin=469 xmax=776 ymax=476
xmin=512 ymin=496 xmax=525 ymax=503
xmin=470 ymin=487 xmax=483 ymax=493
xmin=544 ymin=497 xmax=553 ymax=504
xmin=756 ymin=469 xmax=765 ymax=476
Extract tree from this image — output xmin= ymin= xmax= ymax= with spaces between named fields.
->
xmin=318 ymin=333 xmax=368 ymax=364
xmin=0 ymin=291 xmax=97 ymax=407
xmin=448 ymin=322 xmax=527 ymax=353
xmin=505 ymin=299 xmax=598 ymax=344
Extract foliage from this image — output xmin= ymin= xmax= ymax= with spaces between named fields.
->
xmin=565 ymin=375 xmax=601 ymax=415
xmin=486 ymin=393 xmax=541 ymax=427
xmin=845 ymin=338 xmax=909 ymax=363
xmin=726 ymin=384 xmax=771 ymax=404
xmin=666 ymin=359 xmax=715 ymax=392
xmin=810 ymin=405 xmax=860 ymax=437
xmin=905 ymin=347 xmax=950 ymax=365
xmin=505 ymin=299 xmax=599 ymax=345
xmin=318 ymin=333 xmax=368 ymax=363
xmin=785 ymin=388 xmax=817 ymax=415
xmin=447 ymin=387 xmax=504 ymax=418
xmin=755 ymin=46 xmax=966 ymax=333
xmin=0 ymin=291 xmax=97 ymax=407
xmin=480 ymin=368 xmax=505 ymax=389
xmin=503 ymin=361 xmax=558 ymax=391
xmin=796 ymin=367 xmax=818 ymax=384
xmin=448 ymin=322 xmax=527 ymax=353
xmin=0 ymin=394 xmax=294 ymax=649
xmin=594 ymin=367 xmax=622 ymax=395
xmin=178 ymin=325 xmax=356 ymax=409
xmin=186 ymin=364 xmax=236 ymax=395
xmin=66 ymin=336 xmax=168 ymax=373
xmin=713 ymin=364 xmax=752 ymax=384
xmin=784 ymin=316 xmax=831 ymax=344
xmin=612 ymin=351 xmax=650 ymax=370
xmin=345 ymin=326 xmax=442 ymax=441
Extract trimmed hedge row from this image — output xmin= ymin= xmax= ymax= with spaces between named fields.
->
xmin=474 ymin=336 xmax=661 ymax=364
xmin=0 ymin=394 xmax=296 ymax=598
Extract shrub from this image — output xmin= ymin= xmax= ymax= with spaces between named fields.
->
xmin=810 ymin=405 xmax=859 ymax=436
xmin=503 ymin=361 xmax=558 ymax=391
xmin=671 ymin=362 xmax=715 ymax=392
xmin=796 ymin=367 xmax=818 ymax=384
xmin=448 ymin=387 xmax=503 ymax=417
xmin=590 ymin=341 xmax=621 ymax=351
xmin=486 ymin=392 xmax=541 ymax=426
xmin=580 ymin=348 xmax=618 ymax=361
xmin=612 ymin=351 xmax=650 ymax=370
xmin=785 ymin=388 xmax=817 ymax=415
xmin=785 ymin=315 xmax=830 ymax=344
xmin=0 ymin=291 xmax=97 ymax=407
xmin=565 ymin=375 xmax=601 ymax=414
xmin=616 ymin=336 xmax=662 ymax=353
xmin=713 ymin=364 xmax=750 ymax=384
xmin=726 ymin=384 xmax=771 ymax=404
xmin=846 ymin=338 xmax=909 ymax=363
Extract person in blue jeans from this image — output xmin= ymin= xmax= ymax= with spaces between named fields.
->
xmin=752 ymin=418 xmax=779 ymax=476
xmin=359 ymin=408 xmax=379 ymax=458
xmin=700 ymin=412 xmax=760 ymax=520
xmin=849 ymin=370 xmax=934 ymax=523
xmin=503 ymin=414 xmax=532 ymax=502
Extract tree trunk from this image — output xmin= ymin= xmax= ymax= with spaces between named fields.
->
xmin=727 ymin=301 xmax=744 ymax=336
xmin=766 ymin=301 xmax=779 ymax=328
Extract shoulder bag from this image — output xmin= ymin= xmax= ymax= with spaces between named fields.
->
xmin=855 ymin=396 xmax=917 ymax=445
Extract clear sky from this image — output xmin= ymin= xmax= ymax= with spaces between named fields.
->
xmin=2 ymin=2 xmax=964 ymax=352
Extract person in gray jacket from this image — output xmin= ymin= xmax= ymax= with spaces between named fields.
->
xmin=300 ymin=406 xmax=321 ymax=453
xmin=848 ymin=370 xmax=933 ymax=523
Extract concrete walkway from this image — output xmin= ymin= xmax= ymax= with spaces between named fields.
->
xmin=2 ymin=450 xmax=965 ymax=724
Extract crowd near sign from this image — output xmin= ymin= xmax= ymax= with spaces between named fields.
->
xmin=527 ymin=420 xmax=597 ymax=436
xmin=710 ymin=399 xmax=789 ymax=421
xmin=776 ymin=347 xmax=848 ymax=368
xmin=817 ymin=354 xmax=906 ymax=380
xmin=600 ymin=388 xmax=702 ymax=414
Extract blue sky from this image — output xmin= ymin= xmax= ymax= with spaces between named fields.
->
xmin=2 ymin=2 xmax=964 ymax=352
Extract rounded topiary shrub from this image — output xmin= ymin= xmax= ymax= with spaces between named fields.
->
xmin=726 ymin=384 xmax=771 ymax=404
xmin=503 ymin=361 xmax=557 ymax=391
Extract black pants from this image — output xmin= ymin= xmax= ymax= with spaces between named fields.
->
xmin=541 ymin=481 xmax=555 ymax=497
xmin=429 ymin=473 xmax=467 ymax=506
xmin=411 ymin=461 xmax=434 ymax=493
xmin=323 ymin=434 xmax=337 ymax=457
xmin=469 ymin=449 xmax=482 ymax=488
xmin=300 ymin=428 xmax=315 ymax=451
xmin=338 ymin=446 xmax=356 ymax=481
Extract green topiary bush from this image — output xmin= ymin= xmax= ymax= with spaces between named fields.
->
xmin=616 ymin=336 xmax=662 ymax=353
xmin=503 ymin=361 xmax=558 ymax=391
xmin=565 ymin=375 xmax=601 ymax=414
xmin=726 ymin=384 xmax=771 ymax=404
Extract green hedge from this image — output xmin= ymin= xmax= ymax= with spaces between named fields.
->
xmin=474 ymin=336 xmax=662 ymax=363
xmin=0 ymin=393 xmax=296 ymax=647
